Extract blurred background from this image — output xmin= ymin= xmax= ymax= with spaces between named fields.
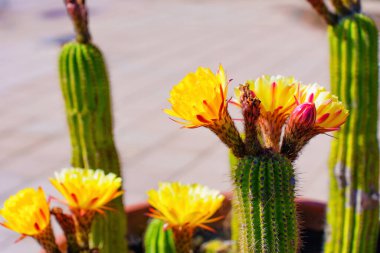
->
xmin=0 ymin=0 xmax=380 ymax=252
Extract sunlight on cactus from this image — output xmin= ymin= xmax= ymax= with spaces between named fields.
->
xmin=307 ymin=1 xmax=380 ymax=252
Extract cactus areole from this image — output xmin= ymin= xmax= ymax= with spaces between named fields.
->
xmin=59 ymin=1 xmax=128 ymax=252
xmin=307 ymin=1 xmax=380 ymax=252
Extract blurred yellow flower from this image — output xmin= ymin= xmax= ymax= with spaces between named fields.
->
xmin=296 ymin=83 xmax=348 ymax=132
xmin=50 ymin=168 xmax=123 ymax=213
xmin=164 ymin=65 xmax=228 ymax=128
xmin=0 ymin=188 xmax=50 ymax=236
xmin=147 ymin=182 xmax=224 ymax=231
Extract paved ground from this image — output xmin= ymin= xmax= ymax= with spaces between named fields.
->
xmin=0 ymin=0 xmax=379 ymax=252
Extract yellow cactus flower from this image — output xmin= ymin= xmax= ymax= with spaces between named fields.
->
xmin=296 ymin=83 xmax=348 ymax=132
xmin=234 ymin=75 xmax=299 ymax=150
xmin=147 ymin=182 xmax=224 ymax=231
xmin=50 ymin=168 xmax=123 ymax=213
xmin=164 ymin=65 xmax=228 ymax=128
xmin=235 ymin=75 xmax=298 ymax=116
xmin=0 ymin=188 xmax=50 ymax=236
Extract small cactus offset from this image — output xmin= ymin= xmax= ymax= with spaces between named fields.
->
xmin=144 ymin=219 xmax=176 ymax=253
xmin=307 ymin=1 xmax=380 ymax=252
xmin=59 ymin=1 xmax=127 ymax=252
xmin=164 ymin=67 xmax=348 ymax=252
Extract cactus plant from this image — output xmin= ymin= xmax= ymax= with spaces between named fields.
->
xmin=59 ymin=1 xmax=127 ymax=252
xmin=164 ymin=66 xmax=348 ymax=252
xmin=307 ymin=1 xmax=379 ymax=252
xmin=144 ymin=218 xmax=176 ymax=253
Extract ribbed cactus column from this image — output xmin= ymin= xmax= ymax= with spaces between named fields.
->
xmin=307 ymin=1 xmax=380 ymax=252
xmin=144 ymin=219 xmax=176 ymax=253
xmin=233 ymin=154 xmax=297 ymax=253
xmin=59 ymin=1 xmax=127 ymax=252
xmin=326 ymin=14 xmax=379 ymax=253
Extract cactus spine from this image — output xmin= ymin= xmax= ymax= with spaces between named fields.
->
xmin=59 ymin=1 xmax=127 ymax=252
xmin=325 ymin=13 xmax=380 ymax=253
xmin=144 ymin=219 xmax=176 ymax=253
xmin=233 ymin=154 xmax=297 ymax=253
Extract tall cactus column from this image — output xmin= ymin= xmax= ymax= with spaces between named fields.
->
xmin=307 ymin=1 xmax=379 ymax=252
xmin=59 ymin=1 xmax=127 ymax=252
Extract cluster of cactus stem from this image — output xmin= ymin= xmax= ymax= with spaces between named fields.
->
xmin=307 ymin=1 xmax=380 ymax=252
xmin=59 ymin=1 xmax=127 ymax=252
xmin=144 ymin=219 xmax=176 ymax=253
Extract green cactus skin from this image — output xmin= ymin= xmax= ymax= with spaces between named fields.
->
xmin=233 ymin=154 xmax=298 ymax=253
xmin=59 ymin=41 xmax=127 ymax=253
xmin=228 ymin=150 xmax=239 ymax=252
xmin=144 ymin=219 xmax=176 ymax=253
xmin=325 ymin=13 xmax=380 ymax=253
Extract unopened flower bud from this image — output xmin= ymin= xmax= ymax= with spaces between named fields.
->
xmin=288 ymin=102 xmax=316 ymax=130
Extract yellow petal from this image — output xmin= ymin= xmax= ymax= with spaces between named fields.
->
xmin=147 ymin=182 xmax=224 ymax=229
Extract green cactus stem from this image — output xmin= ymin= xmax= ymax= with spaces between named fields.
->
xmin=59 ymin=41 xmax=127 ymax=253
xmin=59 ymin=1 xmax=127 ymax=252
xmin=227 ymin=85 xmax=299 ymax=253
xmin=326 ymin=13 xmax=379 ymax=253
xmin=144 ymin=219 xmax=176 ymax=253
xmin=307 ymin=1 xmax=380 ymax=252
xmin=233 ymin=154 xmax=297 ymax=253
xmin=228 ymin=150 xmax=240 ymax=252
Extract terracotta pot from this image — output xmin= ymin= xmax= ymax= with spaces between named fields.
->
xmin=42 ymin=195 xmax=326 ymax=253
